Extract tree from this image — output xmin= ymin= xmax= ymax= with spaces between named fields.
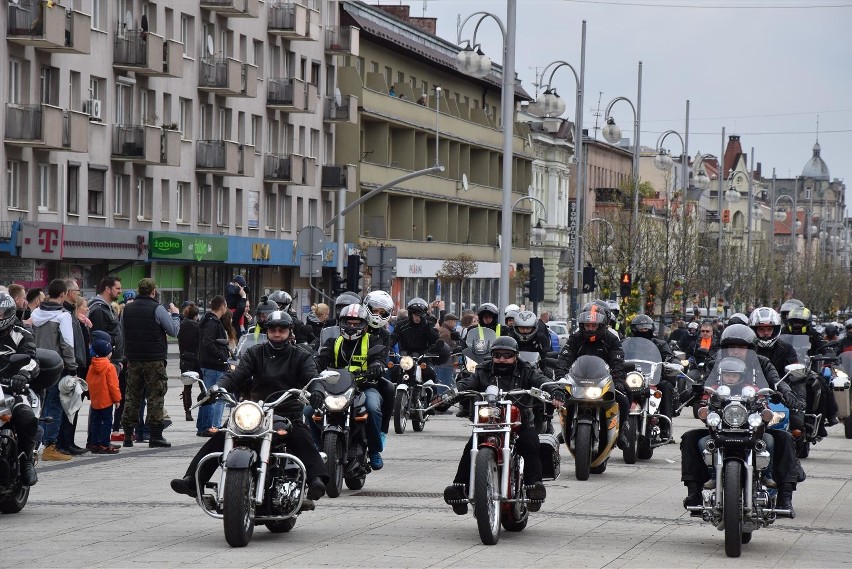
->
xmin=435 ymin=254 xmax=478 ymax=311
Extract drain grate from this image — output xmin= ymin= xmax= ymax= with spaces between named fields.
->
xmin=354 ymin=491 xmax=443 ymax=498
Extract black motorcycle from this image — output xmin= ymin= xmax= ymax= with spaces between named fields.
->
xmin=390 ymin=340 xmax=447 ymax=434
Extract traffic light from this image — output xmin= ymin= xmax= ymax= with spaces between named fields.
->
xmin=528 ymin=257 xmax=544 ymax=302
xmin=346 ymin=254 xmax=362 ymax=293
xmin=582 ymin=265 xmax=596 ymax=293
xmin=332 ymin=273 xmax=347 ymax=297
xmin=619 ymin=272 xmax=632 ymax=298
xmin=522 ymin=280 xmax=532 ymax=299
xmin=722 ymin=209 xmax=731 ymax=224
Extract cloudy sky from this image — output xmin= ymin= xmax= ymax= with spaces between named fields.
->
xmin=400 ymin=0 xmax=852 ymax=206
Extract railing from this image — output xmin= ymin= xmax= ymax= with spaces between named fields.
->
xmin=326 ymin=26 xmax=353 ymax=51
xmin=197 ymin=140 xmax=227 ymax=169
xmin=7 ymin=0 xmax=73 ymax=45
xmin=5 ymin=105 xmax=43 ymax=140
xmin=199 ymin=58 xmax=229 ymax=88
xmin=111 ymin=125 xmax=146 ymax=157
xmin=264 ymin=153 xmax=292 ymax=179
xmin=267 ymin=78 xmax=296 ymax=105
xmin=114 ymin=31 xmax=148 ymax=66
xmin=62 ymin=112 xmax=70 ymax=147
xmin=269 ymin=3 xmax=299 ymax=30
xmin=321 ymin=165 xmax=346 ymax=187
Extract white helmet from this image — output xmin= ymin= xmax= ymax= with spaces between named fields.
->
xmin=339 ymin=304 xmax=369 ymax=340
xmin=363 ymin=290 xmax=394 ymax=329
xmin=513 ymin=310 xmax=538 ymax=342
xmin=503 ymin=304 xmax=521 ymax=318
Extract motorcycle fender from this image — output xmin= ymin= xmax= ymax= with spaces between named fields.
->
xmin=323 ymin=425 xmax=345 ymax=437
xmin=225 ymin=447 xmax=257 ymax=470
xmin=396 ymin=383 xmax=409 ymax=392
xmin=629 ymin=401 xmax=643 ymax=415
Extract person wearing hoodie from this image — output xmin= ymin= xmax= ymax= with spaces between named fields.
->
xmin=86 ymin=331 xmax=122 ymax=454
xmin=31 ymin=279 xmax=77 ymax=461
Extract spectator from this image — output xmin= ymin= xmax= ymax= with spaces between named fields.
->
xmin=417 ymin=93 xmax=428 ymax=106
xmin=389 ymin=85 xmax=396 ymax=97
xmin=436 ymin=313 xmax=461 ymax=388
xmin=86 ymin=331 xmax=121 ymax=454
xmin=88 ymin=276 xmax=124 ymax=441
xmin=120 ymin=278 xmax=180 ymax=448
xmin=22 ymin=287 xmax=43 ymax=328
xmin=178 ymin=303 xmax=201 ymax=422
xmin=540 ymin=311 xmax=552 ymax=324
xmin=196 ymin=295 xmax=230 ymax=437
xmin=225 ymin=275 xmax=248 ymax=338
xmin=306 ymin=303 xmax=330 ymax=339
xmin=220 ymin=309 xmax=238 ymax=354
xmin=55 ymin=278 xmax=88 ymax=455
xmin=9 ymin=283 xmax=26 ymax=324
xmin=460 ymin=311 xmax=477 ymax=340
xmin=31 ymin=279 xmax=76 ymax=461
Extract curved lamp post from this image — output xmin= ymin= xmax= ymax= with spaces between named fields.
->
xmin=512 ymin=195 xmax=549 ymax=245
xmin=457 ymin=4 xmax=517 ymax=320
xmin=602 ymin=62 xmax=642 ymax=276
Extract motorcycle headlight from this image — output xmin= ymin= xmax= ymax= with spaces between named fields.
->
xmin=741 ymin=385 xmax=757 ymax=399
xmin=747 ymin=412 xmax=764 ymax=428
xmin=722 ymin=402 xmax=748 ymax=427
xmin=232 ymin=402 xmax=263 ymax=432
xmin=706 ymin=412 xmax=722 ymax=428
xmin=400 ymin=356 xmax=415 ymax=371
xmin=325 ymin=389 xmax=354 ymax=412
xmin=716 ymin=385 xmax=731 ymax=398
xmin=625 ymin=371 xmax=644 ymax=389
xmin=575 ymin=386 xmax=602 ymax=399
xmin=478 ymin=406 xmax=501 ymax=419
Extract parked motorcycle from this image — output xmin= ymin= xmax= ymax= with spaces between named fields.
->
xmin=442 ymin=384 xmax=560 ymax=545
xmin=389 ymin=341 xmax=446 ymax=434
xmin=560 ymin=355 xmax=620 ymax=480
xmin=187 ymin=370 xmax=336 ymax=547
xmin=832 ymin=352 xmax=852 ymax=439
xmin=686 ymin=354 xmax=793 ymax=558
xmin=622 ymin=337 xmax=677 ymax=461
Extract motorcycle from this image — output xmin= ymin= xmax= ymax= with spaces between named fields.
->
xmin=518 ymin=350 xmax=558 ymax=435
xmin=187 ymin=370 xmax=336 ymax=547
xmin=622 ymin=337 xmax=677 ymax=462
xmin=832 ymin=352 xmax=852 ymax=439
xmin=686 ymin=352 xmax=793 ymax=558
xmin=389 ymin=342 xmax=446 ymax=434
xmin=0 ymin=349 xmax=63 ymax=514
xmin=780 ymin=334 xmax=830 ymax=457
xmin=442 ymin=384 xmax=561 ymax=545
xmin=454 ymin=328 xmax=498 ymax=418
xmin=560 ymin=355 xmax=620 ymax=481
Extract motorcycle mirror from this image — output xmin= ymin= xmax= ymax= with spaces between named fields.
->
xmin=756 ymin=387 xmax=775 ymax=397
xmin=3 ymin=353 xmax=31 ymax=376
xmin=784 ymin=363 xmax=807 ymax=379
xmin=180 ymin=371 xmax=200 ymax=386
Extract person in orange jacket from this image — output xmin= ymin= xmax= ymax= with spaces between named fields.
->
xmin=86 ymin=330 xmax=122 ymax=454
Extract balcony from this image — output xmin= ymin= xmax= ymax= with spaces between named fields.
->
xmin=325 ymin=26 xmax=359 ymax=56
xmin=199 ymin=58 xmax=258 ymax=97
xmin=323 ymin=95 xmax=357 ymax=124
xmin=6 ymin=2 xmax=91 ymax=54
xmin=5 ymin=104 xmax=88 ymax=152
xmin=268 ymin=1 xmax=319 ymax=40
xmin=266 ymin=78 xmax=317 ymax=112
xmin=113 ymin=32 xmax=183 ymax=77
xmin=111 ymin=125 xmax=181 ymax=166
xmin=264 ymin=153 xmax=304 ymax=184
xmin=197 ymin=140 xmax=256 ymax=176
xmin=199 ymin=0 xmax=259 ymax=18
xmin=321 ymin=164 xmax=357 ymax=192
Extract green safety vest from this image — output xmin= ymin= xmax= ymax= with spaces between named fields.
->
xmin=333 ymin=334 xmax=369 ymax=373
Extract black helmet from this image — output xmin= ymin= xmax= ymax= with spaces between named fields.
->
xmin=824 ymin=323 xmax=840 ymax=338
xmin=630 ymin=314 xmax=654 ymax=339
xmin=786 ymin=306 xmax=812 ymax=334
xmin=568 ymin=355 xmax=611 ymax=382
xmin=0 ymin=292 xmax=16 ymax=336
xmin=719 ymin=323 xmax=756 ymax=349
xmin=578 ymin=306 xmax=608 ymax=342
xmin=490 ymin=335 xmax=519 ymax=355
xmin=406 ymin=297 xmax=429 ymax=316
xmin=779 ymin=299 xmax=804 ymax=324
xmin=477 ymin=303 xmax=499 ymax=321
xmin=513 ymin=310 xmax=538 ymax=342
xmin=268 ymin=290 xmax=292 ymax=311
xmin=265 ymin=310 xmax=293 ymax=350
xmin=727 ymin=313 xmax=749 ymax=327
xmin=255 ymin=300 xmax=279 ymax=317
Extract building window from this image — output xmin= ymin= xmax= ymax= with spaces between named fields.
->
xmin=217 ymin=187 xmax=228 ymax=226
xmin=113 ymin=174 xmax=129 ymax=217
xmin=137 ymin=177 xmax=153 ymax=220
xmin=160 ymin=180 xmax=170 ymax=222
xmin=235 ymin=188 xmax=243 ymax=228
xmin=253 ymin=40 xmax=264 ymax=74
xmin=67 ymin=165 xmax=79 ymax=214
xmin=88 ymin=168 xmax=105 ymax=215
xmin=8 ymin=59 xmax=22 ymax=104
xmin=308 ymin=198 xmax=318 ymax=225
xmin=91 ymin=0 xmax=103 ymax=30
xmin=6 ymin=161 xmax=24 ymax=210
xmin=198 ymin=185 xmax=212 ymax=225
xmin=38 ymin=163 xmax=56 ymax=211
xmin=280 ymin=195 xmax=292 ymax=231
xmin=176 ymin=182 xmax=188 ymax=222
xmin=180 ymin=14 xmax=193 ymax=56
xmin=251 ymin=115 xmax=261 ymax=149
xmin=179 ymin=98 xmax=191 ymax=139
xmin=265 ymin=192 xmax=276 ymax=229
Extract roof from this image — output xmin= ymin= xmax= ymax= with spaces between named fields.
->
xmin=802 ymin=141 xmax=830 ymax=180
xmin=342 ymin=2 xmax=532 ymax=102
xmin=774 ymin=210 xmax=806 ymax=236
xmin=723 ymin=135 xmax=745 ymax=179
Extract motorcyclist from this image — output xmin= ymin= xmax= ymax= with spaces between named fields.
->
xmin=726 ymin=312 xmax=749 ymax=327
xmin=362 ymin=290 xmax=397 ymax=446
xmin=268 ymin=290 xmax=314 ymax=344
xmin=247 ymin=300 xmax=278 ymax=338
xmin=327 ymin=292 xmax=362 ymax=328
xmin=469 ymin=303 xmax=503 ymax=336
xmin=749 ymin=307 xmax=798 ymax=380
xmin=607 ymin=300 xmax=625 ymax=338
xmin=503 ymin=304 xmax=520 ymax=331
xmin=442 ymin=336 xmax=561 ymax=514
xmin=556 ymin=305 xmax=633 ymax=449
xmin=0 ymin=293 xmax=40 ymax=486
xmin=170 ymin=311 xmax=328 ymax=503
xmin=629 ymin=314 xmax=680 ymax=427
xmin=682 ymin=320 xmax=718 ymax=371
xmin=314 ymin=304 xmax=387 ymax=470
xmin=778 ymin=298 xmax=804 ymax=327
xmin=680 ymin=324 xmax=802 ymax=516
xmin=677 ymin=321 xmax=700 ymax=353
xmin=509 ymin=310 xmax=551 ymax=360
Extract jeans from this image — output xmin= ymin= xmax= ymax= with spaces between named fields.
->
xmin=89 ymin=406 xmax=113 ymax=447
xmin=196 ymin=368 xmax=225 ymax=433
xmin=40 ymin=384 xmax=63 ymax=444
xmin=435 ymin=365 xmax=455 ymax=388
xmin=112 ymin=363 xmax=127 ymax=431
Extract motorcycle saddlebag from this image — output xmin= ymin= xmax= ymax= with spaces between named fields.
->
xmin=539 ymin=433 xmax=561 ymax=480
xmin=832 ymin=378 xmax=851 ymax=419
xmin=29 ymin=348 xmax=64 ymax=392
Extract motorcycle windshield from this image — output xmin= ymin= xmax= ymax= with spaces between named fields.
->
xmin=320 ymin=325 xmax=341 ymax=345
xmin=234 ymin=332 xmax=267 ymax=359
xmin=465 ymin=327 xmax=497 ymax=363
xmin=622 ymin=337 xmax=662 ymax=385
xmin=518 ymin=351 xmax=540 ymax=366
xmin=320 ymin=368 xmax=355 ymax=395
xmin=780 ymin=334 xmax=811 ymax=369
xmin=840 ymin=352 xmax=852 ymax=377
xmin=706 ymin=349 xmax=770 ymax=392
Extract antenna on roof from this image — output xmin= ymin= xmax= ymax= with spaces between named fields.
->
xmin=816 ymin=114 xmax=820 ymax=143
xmin=422 ymin=0 xmax=428 ymax=17
xmin=530 ymin=66 xmax=546 ymax=99
xmin=590 ymin=91 xmax=604 ymax=140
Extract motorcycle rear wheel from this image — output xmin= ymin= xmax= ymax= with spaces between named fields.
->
xmin=0 ymin=483 xmax=29 ymax=514
xmin=393 ymin=390 xmax=409 ymax=434
xmin=723 ymin=460 xmax=743 ymax=558
xmin=473 ymin=448 xmax=501 ymax=545
xmin=222 ymin=468 xmax=256 ymax=548
xmin=574 ymin=422 xmax=593 ymax=481
xmin=265 ymin=518 xmax=297 ymax=533
xmin=622 ymin=415 xmax=638 ymax=464
xmin=323 ymin=434 xmax=344 ymax=498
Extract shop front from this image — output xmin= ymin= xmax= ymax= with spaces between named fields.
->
xmin=148 ymin=231 xmax=229 ymax=309
xmin=392 ymin=258 xmax=501 ymax=315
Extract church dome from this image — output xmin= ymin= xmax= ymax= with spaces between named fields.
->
xmin=802 ymin=141 xmax=830 ymax=180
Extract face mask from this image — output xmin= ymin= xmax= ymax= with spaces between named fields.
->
xmin=492 ymin=362 xmax=516 ymax=375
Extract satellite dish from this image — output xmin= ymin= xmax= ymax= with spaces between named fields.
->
xmin=207 ymin=35 xmax=214 ymax=56
xmin=334 ymin=87 xmax=342 ymax=107
xmin=526 ymin=133 xmax=533 ymax=148
xmin=124 ymin=10 xmax=133 ymax=30
xmin=461 ymin=174 xmax=469 ymax=192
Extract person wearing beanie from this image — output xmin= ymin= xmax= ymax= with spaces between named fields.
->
xmin=86 ymin=331 xmax=122 ymax=454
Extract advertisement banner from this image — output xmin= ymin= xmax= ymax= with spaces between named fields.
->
xmin=149 ymin=232 xmax=228 ymax=262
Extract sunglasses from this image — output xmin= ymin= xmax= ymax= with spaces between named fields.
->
xmin=492 ymin=352 xmax=517 ymax=361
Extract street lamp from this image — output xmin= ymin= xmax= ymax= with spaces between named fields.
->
xmin=457 ymin=3 xmax=517 ymax=319
xmin=602 ymin=61 xmax=642 ymax=276
xmin=512 ymin=195 xmax=549 ymax=244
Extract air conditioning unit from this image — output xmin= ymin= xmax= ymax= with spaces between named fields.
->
xmin=83 ymin=99 xmax=102 ymax=121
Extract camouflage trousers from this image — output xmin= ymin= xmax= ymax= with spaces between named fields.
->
xmin=122 ymin=360 xmax=169 ymax=430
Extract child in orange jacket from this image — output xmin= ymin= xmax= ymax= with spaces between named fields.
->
xmin=86 ymin=330 xmax=122 ymax=454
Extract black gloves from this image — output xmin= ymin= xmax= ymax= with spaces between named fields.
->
xmin=8 ymin=374 xmax=28 ymax=393
xmin=550 ymin=389 xmax=566 ymax=407
xmin=309 ymin=391 xmax=325 ymax=410
xmin=369 ymin=361 xmax=385 ymax=379
xmin=784 ymin=391 xmax=802 ymax=412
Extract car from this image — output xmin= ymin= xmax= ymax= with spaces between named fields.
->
xmin=546 ymin=321 xmax=570 ymax=348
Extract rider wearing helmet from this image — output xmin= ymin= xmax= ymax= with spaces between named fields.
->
xmin=471 ymin=303 xmax=502 ymax=336
xmin=249 ymin=300 xmax=279 ymax=337
xmin=629 ymin=314 xmax=681 ymax=423
xmin=606 ymin=300 xmax=625 ymax=337
xmin=267 ymin=290 xmax=315 ymax=344
xmin=443 ymin=336 xmax=562 ymax=515
xmin=362 ymin=290 xmax=397 ymax=445
xmin=171 ymin=309 xmax=328 ymax=504
xmin=681 ymin=323 xmax=802 ymax=515
xmin=316 ymin=304 xmax=387 ymax=470
xmin=0 ymin=292 xmax=40 ymax=486
xmin=503 ymin=304 xmax=521 ymax=329
xmin=779 ymin=299 xmax=804 ymax=326
xmin=509 ymin=310 xmax=550 ymax=358
xmin=390 ymin=298 xmax=440 ymax=357
xmin=557 ymin=304 xmax=632 ymax=449
xmin=726 ymin=312 xmax=749 ymax=327
xmin=749 ymin=307 xmax=798 ymax=379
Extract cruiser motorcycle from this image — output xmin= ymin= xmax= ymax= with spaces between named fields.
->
xmin=389 ymin=340 xmax=446 ymax=434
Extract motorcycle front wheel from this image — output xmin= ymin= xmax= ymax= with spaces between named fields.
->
xmin=0 ymin=482 xmax=29 ymax=514
xmin=574 ymin=422 xmax=593 ymax=481
xmin=222 ymin=468 xmax=256 ymax=548
xmin=393 ymin=390 xmax=409 ymax=434
xmin=411 ymin=390 xmax=426 ymax=432
xmin=323 ymin=433 xmax=344 ymax=498
xmin=622 ymin=415 xmax=638 ymax=464
xmin=473 ymin=448 xmax=501 ymax=545
xmin=723 ymin=460 xmax=743 ymax=558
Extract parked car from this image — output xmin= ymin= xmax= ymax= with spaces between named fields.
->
xmin=546 ymin=321 xmax=570 ymax=348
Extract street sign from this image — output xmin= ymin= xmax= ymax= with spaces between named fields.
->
xmin=366 ymin=245 xmax=397 ymax=267
xmin=299 ymin=254 xmax=322 ymax=278
xmin=296 ymin=225 xmax=325 ymax=255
